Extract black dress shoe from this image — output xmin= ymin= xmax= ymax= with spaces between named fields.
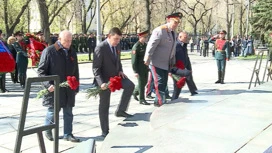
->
xmin=115 ymin=111 xmax=133 ymax=118
xmin=63 ymin=134 xmax=80 ymax=142
xmin=215 ymin=80 xmax=221 ymax=84
xmin=165 ymin=95 xmax=172 ymax=99
xmin=146 ymin=95 xmax=154 ymax=99
xmin=191 ymin=91 xmax=198 ymax=96
xmin=45 ymin=131 xmax=53 ymax=141
xmin=101 ymin=132 xmax=108 ymax=138
xmin=133 ymin=93 xmax=139 ymax=101
xmin=139 ymin=100 xmax=150 ymax=105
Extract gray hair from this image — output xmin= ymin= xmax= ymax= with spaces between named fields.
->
xmin=58 ymin=30 xmax=72 ymax=39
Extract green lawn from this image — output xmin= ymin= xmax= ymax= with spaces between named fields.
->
xmin=77 ymin=52 xmax=131 ymax=62
xmin=28 ymin=52 xmax=132 ymax=67
xmin=237 ymin=55 xmax=268 ymax=60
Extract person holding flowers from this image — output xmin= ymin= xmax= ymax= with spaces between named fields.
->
xmin=92 ymin=27 xmax=135 ymax=137
xmin=37 ymin=30 xmax=80 ymax=142
xmin=171 ymin=32 xmax=198 ymax=101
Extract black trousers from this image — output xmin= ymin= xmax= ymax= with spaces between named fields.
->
xmin=0 ymin=73 xmax=6 ymax=92
xmin=98 ymin=78 xmax=134 ymax=134
xmin=88 ymin=47 xmax=95 ymax=60
xmin=172 ymin=73 xmax=197 ymax=100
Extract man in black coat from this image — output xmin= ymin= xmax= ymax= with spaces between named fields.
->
xmin=172 ymin=32 xmax=198 ymax=100
xmin=87 ymin=33 xmax=96 ymax=61
xmin=37 ymin=30 xmax=80 ymax=142
xmin=93 ymin=27 xmax=135 ymax=137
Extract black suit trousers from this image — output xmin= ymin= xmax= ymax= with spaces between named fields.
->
xmin=98 ymin=78 xmax=134 ymax=134
xmin=172 ymin=73 xmax=197 ymax=100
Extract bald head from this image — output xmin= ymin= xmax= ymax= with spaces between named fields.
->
xmin=178 ymin=32 xmax=188 ymax=43
xmin=58 ymin=30 xmax=72 ymax=49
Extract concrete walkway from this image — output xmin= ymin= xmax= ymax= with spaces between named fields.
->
xmin=0 ymin=52 xmax=271 ymax=153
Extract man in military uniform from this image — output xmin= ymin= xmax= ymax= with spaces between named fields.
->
xmin=78 ymin=34 xmax=85 ymax=53
xmin=72 ymin=34 xmax=79 ymax=52
xmin=203 ymin=37 xmax=210 ymax=57
xmin=144 ymin=12 xmax=182 ymax=107
xmin=209 ymin=30 xmax=230 ymax=84
xmin=131 ymin=30 xmax=150 ymax=105
xmin=87 ymin=33 xmax=96 ymax=60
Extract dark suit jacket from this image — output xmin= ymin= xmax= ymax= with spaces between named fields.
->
xmin=176 ymin=40 xmax=192 ymax=71
xmin=93 ymin=40 xmax=123 ymax=86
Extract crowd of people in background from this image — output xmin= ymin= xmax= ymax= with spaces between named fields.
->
xmin=190 ymin=34 xmax=255 ymax=58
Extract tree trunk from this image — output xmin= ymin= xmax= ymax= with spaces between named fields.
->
xmin=3 ymin=0 xmax=31 ymax=37
xmin=37 ymin=0 xmax=51 ymax=44
xmin=82 ymin=10 xmax=87 ymax=33
xmin=81 ymin=0 xmax=87 ymax=34
xmin=239 ymin=2 xmax=243 ymax=36
xmin=145 ymin=0 xmax=151 ymax=32
xmin=226 ymin=0 xmax=231 ymax=40
xmin=194 ymin=24 xmax=197 ymax=39
xmin=27 ymin=6 xmax=30 ymax=33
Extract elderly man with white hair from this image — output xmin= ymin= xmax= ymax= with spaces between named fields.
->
xmin=37 ymin=30 xmax=80 ymax=142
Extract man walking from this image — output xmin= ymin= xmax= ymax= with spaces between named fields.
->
xmin=93 ymin=27 xmax=135 ymax=137
xmin=131 ymin=30 xmax=150 ymax=105
xmin=37 ymin=30 xmax=80 ymax=142
xmin=172 ymin=32 xmax=198 ymax=100
xmin=144 ymin=12 xmax=182 ymax=107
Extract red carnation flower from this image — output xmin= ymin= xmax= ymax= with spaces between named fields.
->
xmin=108 ymin=76 xmax=122 ymax=92
xmin=86 ymin=76 xmax=123 ymax=99
xmin=70 ymin=57 xmax=74 ymax=61
xmin=176 ymin=60 xmax=185 ymax=69
xmin=176 ymin=77 xmax=186 ymax=88
xmin=67 ymin=76 xmax=79 ymax=90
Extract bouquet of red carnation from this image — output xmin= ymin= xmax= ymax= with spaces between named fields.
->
xmin=172 ymin=74 xmax=186 ymax=89
xmin=36 ymin=76 xmax=79 ymax=99
xmin=176 ymin=60 xmax=185 ymax=69
xmin=86 ymin=76 xmax=122 ymax=99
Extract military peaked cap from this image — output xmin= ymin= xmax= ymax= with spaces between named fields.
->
xmin=14 ymin=31 xmax=23 ymax=36
xmin=137 ymin=30 xmax=149 ymax=37
xmin=166 ymin=12 xmax=183 ymax=22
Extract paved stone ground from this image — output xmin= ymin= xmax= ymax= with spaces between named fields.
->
xmin=0 ymin=51 xmax=270 ymax=153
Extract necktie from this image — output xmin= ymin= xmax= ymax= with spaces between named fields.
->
xmin=111 ymin=46 xmax=116 ymax=58
xmin=171 ymin=31 xmax=175 ymax=40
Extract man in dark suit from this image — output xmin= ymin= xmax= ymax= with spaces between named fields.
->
xmin=172 ymin=32 xmax=198 ymax=100
xmin=87 ymin=33 xmax=96 ymax=61
xmin=93 ymin=27 xmax=135 ymax=137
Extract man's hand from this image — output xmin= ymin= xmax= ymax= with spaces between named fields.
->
xmin=144 ymin=61 xmax=149 ymax=66
xmin=135 ymin=73 xmax=139 ymax=78
xmin=48 ymin=85 xmax=54 ymax=92
xmin=119 ymin=71 xmax=127 ymax=79
xmin=101 ymin=83 xmax=107 ymax=90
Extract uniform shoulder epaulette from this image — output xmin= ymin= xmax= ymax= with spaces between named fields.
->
xmin=160 ymin=25 xmax=168 ymax=30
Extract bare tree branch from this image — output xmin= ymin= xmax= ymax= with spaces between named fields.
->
xmin=49 ymin=0 xmax=73 ymax=25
